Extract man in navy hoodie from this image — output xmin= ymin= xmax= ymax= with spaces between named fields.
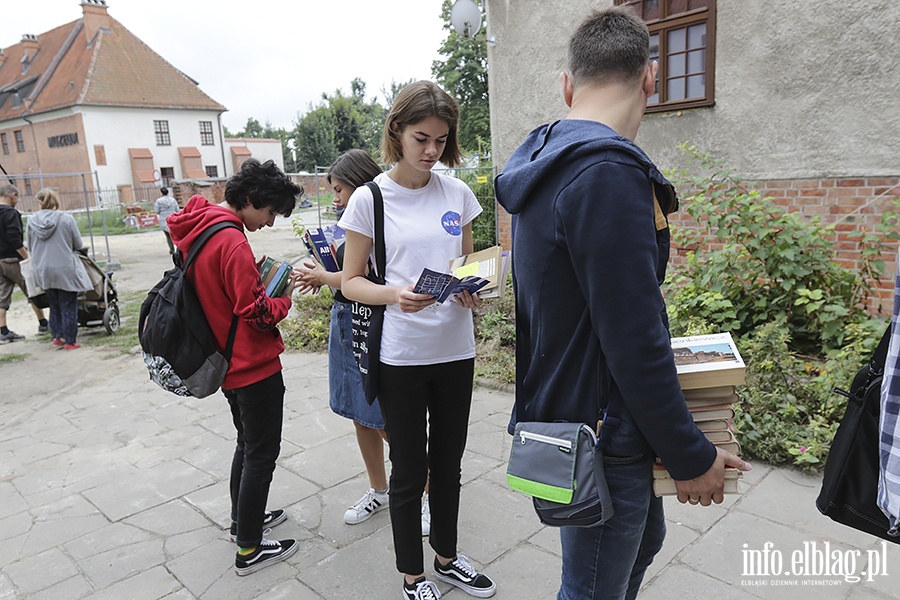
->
xmin=495 ymin=7 xmax=750 ymax=599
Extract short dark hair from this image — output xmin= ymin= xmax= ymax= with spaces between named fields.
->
xmin=224 ymin=159 xmax=302 ymax=217
xmin=381 ymin=81 xmax=463 ymax=167
xmin=327 ymin=149 xmax=382 ymax=190
xmin=160 ymin=187 xmax=169 ymax=196
xmin=568 ymin=6 xmax=650 ymax=89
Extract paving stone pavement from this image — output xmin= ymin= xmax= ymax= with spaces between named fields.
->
xmin=1 ymin=226 xmax=898 ymax=599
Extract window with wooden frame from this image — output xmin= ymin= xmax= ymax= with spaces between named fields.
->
xmin=205 ymin=165 xmax=218 ymax=178
xmin=154 ymin=120 xmax=171 ymax=146
xmin=0 ymin=133 xmax=8 ymax=155
xmin=199 ymin=121 xmax=215 ymax=146
xmin=14 ymin=130 xmax=25 ymax=153
xmin=615 ymin=0 xmax=716 ymax=112
xmin=160 ymin=166 xmax=175 ymax=187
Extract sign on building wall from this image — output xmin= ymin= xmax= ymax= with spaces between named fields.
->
xmin=47 ymin=133 xmax=79 ymax=148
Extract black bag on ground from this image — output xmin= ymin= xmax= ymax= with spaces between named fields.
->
xmin=139 ymin=222 xmax=239 ymax=398
xmin=816 ymin=325 xmax=900 ymax=544
xmin=350 ymin=182 xmax=386 ymax=405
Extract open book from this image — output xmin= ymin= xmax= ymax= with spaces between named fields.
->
xmin=448 ymin=245 xmax=511 ymax=299
xmin=412 ymin=268 xmax=490 ymax=303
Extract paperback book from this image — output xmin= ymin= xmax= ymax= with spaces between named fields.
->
xmin=672 ymin=332 xmax=745 ymax=390
xmin=257 ymin=256 xmax=293 ymax=297
xmin=448 ymin=245 xmax=511 ymax=299
xmin=412 ymin=268 xmax=490 ymax=303
xmin=652 ymin=464 xmax=744 ymax=497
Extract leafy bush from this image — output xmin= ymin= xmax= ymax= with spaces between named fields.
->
xmin=281 ymin=288 xmax=334 ymax=352
xmin=666 ymin=143 xmax=895 ymax=356
xmin=473 ymin=277 xmax=516 ymax=384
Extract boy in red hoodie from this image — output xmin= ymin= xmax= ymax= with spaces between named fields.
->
xmin=168 ymin=159 xmax=303 ymax=576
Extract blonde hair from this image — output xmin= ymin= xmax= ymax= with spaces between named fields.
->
xmin=36 ymin=188 xmax=60 ymax=210
xmin=380 ymin=81 xmax=463 ymax=167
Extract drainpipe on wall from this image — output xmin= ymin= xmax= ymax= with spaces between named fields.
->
xmin=217 ymin=113 xmax=227 ymax=178
xmin=22 ymin=115 xmax=45 ymax=190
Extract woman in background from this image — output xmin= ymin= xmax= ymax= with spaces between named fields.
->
xmin=26 ymin=188 xmax=92 ymax=349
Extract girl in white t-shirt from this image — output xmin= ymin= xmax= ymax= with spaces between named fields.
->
xmin=339 ymin=81 xmax=496 ymax=600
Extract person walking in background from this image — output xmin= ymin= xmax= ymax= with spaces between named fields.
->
xmin=26 ymin=188 xmax=92 ymax=350
xmin=167 ymin=159 xmax=305 ymax=576
xmin=495 ymin=8 xmax=750 ymax=599
xmin=153 ymin=187 xmax=180 ymax=256
xmin=297 ymin=150 xmax=394 ymax=526
xmin=341 ymin=81 xmax=496 ymax=600
xmin=0 ymin=183 xmax=50 ymax=343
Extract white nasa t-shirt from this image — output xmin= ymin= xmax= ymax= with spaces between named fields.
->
xmin=338 ymin=171 xmax=483 ymax=366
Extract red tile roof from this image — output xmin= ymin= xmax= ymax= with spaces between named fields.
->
xmin=0 ymin=6 xmax=225 ymax=124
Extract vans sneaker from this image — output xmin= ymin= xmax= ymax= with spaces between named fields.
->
xmin=434 ymin=554 xmax=496 ymax=598
xmin=402 ymin=576 xmax=441 ymax=600
xmin=234 ymin=537 xmax=298 ymax=576
xmin=229 ymin=509 xmax=287 ymax=542
xmin=344 ymin=488 xmax=389 ymax=525
xmin=421 ymin=494 xmax=431 ymax=537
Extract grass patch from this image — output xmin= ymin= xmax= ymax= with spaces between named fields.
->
xmin=0 ymin=353 xmax=28 ymax=365
xmin=76 ymin=289 xmax=143 ymax=355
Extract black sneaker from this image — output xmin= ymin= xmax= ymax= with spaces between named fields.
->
xmin=38 ymin=323 xmax=49 ymax=334
xmin=234 ymin=537 xmax=298 ymax=576
xmin=229 ymin=509 xmax=287 ymax=542
xmin=434 ymin=554 xmax=496 ymax=598
xmin=403 ymin=576 xmax=441 ymax=600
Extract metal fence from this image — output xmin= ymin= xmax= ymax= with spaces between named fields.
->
xmin=309 ymin=164 xmax=498 ymax=249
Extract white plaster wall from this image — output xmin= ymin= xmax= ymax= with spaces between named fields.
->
xmin=487 ymin=0 xmax=900 ymax=179
xmin=78 ymin=106 xmax=226 ymax=187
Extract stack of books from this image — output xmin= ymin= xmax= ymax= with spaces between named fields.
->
xmin=257 ymin=256 xmax=293 ymax=298
xmin=653 ymin=332 xmax=746 ymax=497
xmin=447 ymin=245 xmax=511 ymax=299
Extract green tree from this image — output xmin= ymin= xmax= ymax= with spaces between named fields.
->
xmin=432 ymin=0 xmax=491 ymax=158
xmin=291 ymin=78 xmax=386 ymax=172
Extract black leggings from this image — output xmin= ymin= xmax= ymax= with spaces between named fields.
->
xmin=378 ymin=358 xmax=475 ymax=575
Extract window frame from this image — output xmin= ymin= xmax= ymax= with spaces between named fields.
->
xmin=154 ymin=120 xmax=171 ymax=146
xmin=199 ymin=121 xmax=215 ymax=146
xmin=204 ymin=165 xmax=218 ymax=178
xmin=615 ymin=0 xmax=716 ymax=113
xmin=159 ymin=166 xmax=175 ymax=187
xmin=0 ymin=133 xmax=8 ymax=155
xmin=14 ymin=130 xmax=26 ymax=153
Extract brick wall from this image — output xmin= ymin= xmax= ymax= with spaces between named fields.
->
xmin=497 ymin=176 xmax=900 ymax=314
xmin=667 ymin=176 xmax=900 ymax=314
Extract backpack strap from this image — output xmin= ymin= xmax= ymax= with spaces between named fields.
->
xmin=180 ymin=221 xmax=242 ymax=357
xmin=872 ymin=323 xmax=893 ymax=371
xmin=364 ymin=182 xmax=386 ymax=284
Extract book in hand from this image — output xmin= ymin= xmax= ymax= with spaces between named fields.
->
xmin=690 ymin=404 xmax=736 ymax=423
xmin=303 ymin=228 xmax=340 ymax=273
xmin=448 ymin=245 xmax=510 ymax=299
xmin=672 ymin=332 xmax=745 ymax=390
xmin=412 ymin=268 xmax=490 ymax=303
xmin=652 ymin=464 xmax=744 ymax=497
xmin=257 ymin=256 xmax=293 ymax=297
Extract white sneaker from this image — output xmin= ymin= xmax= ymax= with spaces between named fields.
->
xmin=421 ymin=494 xmax=431 ymax=537
xmin=343 ymin=488 xmax=389 ymax=525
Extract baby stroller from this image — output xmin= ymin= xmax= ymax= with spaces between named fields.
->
xmin=76 ymin=250 xmax=120 ymax=334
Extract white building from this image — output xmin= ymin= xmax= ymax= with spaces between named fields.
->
xmin=0 ymin=0 xmax=280 ymax=210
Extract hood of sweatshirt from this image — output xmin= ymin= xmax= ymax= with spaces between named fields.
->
xmin=28 ymin=209 xmax=65 ymax=241
xmin=167 ymin=195 xmax=244 ymax=254
xmin=496 ymin=119 xmax=672 ymax=215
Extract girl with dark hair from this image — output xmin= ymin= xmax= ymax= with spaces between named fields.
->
xmin=297 ymin=150 xmax=395 ymax=526
xmin=340 ymin=81 xmax=496 ymax=600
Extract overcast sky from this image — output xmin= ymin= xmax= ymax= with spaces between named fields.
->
xmin=2 ymin=0 xmax=449 ymax=132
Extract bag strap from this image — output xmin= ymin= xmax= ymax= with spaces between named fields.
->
xmin=365 ymin=182 xmax=386 ymax=284
xmin=872 ymin=323 xmax=893 ymax=371
xmin=179 ymin=221 xmax=242 ymax=357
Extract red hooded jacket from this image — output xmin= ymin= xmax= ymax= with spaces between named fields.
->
xmin=167 ymin=195 xmax=291 ymax=389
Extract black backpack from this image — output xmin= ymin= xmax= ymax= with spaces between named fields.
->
xmin=139 ymin=222 xmax=240 ymax=397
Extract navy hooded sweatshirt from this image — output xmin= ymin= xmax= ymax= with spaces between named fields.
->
xmin=496 ymin=119 xmax=716 ymax=481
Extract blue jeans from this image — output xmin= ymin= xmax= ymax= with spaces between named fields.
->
xmin=45 ymin=288 xmax=78 ymax=344
xmin=557 ymin=409 xmax=666 ymax=600
xmin=224 ymin=371 xmax=284 ymax=548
